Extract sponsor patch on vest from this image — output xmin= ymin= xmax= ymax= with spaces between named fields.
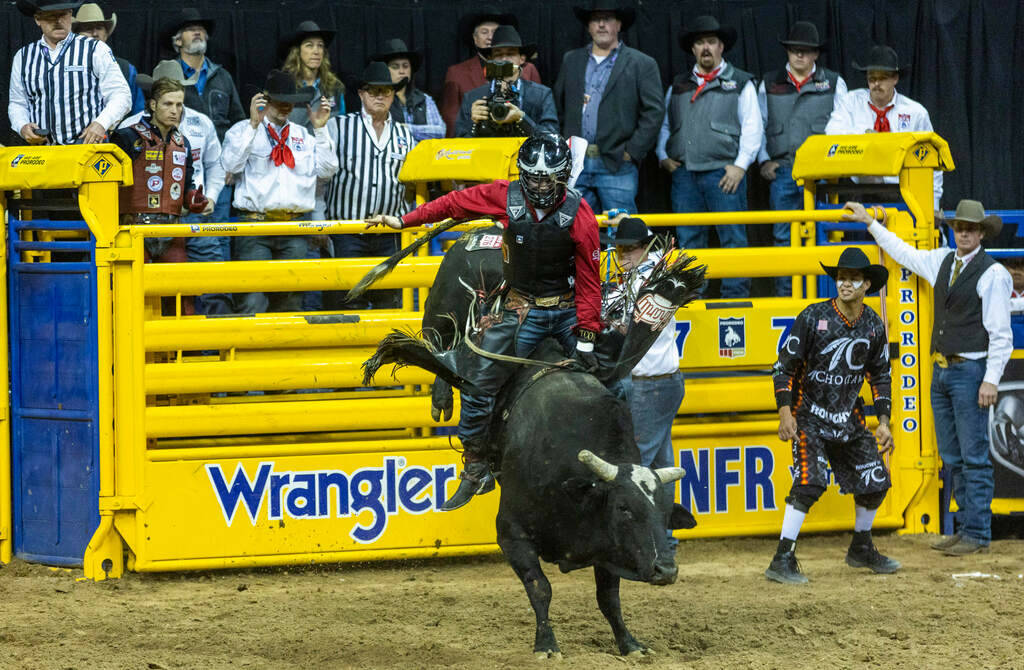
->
xmin=515 ymin=235 xmax=524 ymax=244
xmin=147 ymin=176 xmax=164 ymax=192
xmin=171 ymin=167 xmax=184 ymax=181
xmin=721 ymin=80 xmax=737 ymax=90
xmin=509 ymin=205 xmax=525 ymax=219
xmin=718 ymin=317 xmax=746 ymax=358
xmin=170 ymin=183 xmax=182 ymax=201
xmin=815 ymin=81 xmax=831 ymax=91
xmin=191 ymin=148 xmax=201 ymax=162
xmin=558 ymin=212 xmax=574 ymax=228
xmin=172 ymin=151 xmax=186 ymax=166
xmin=148 ymin=195 xmax=161 ymax=208
xmin=145 ymin=150 xmax=163 ymax=161
xmin=145 ymin=163 xmax=161 ymax=174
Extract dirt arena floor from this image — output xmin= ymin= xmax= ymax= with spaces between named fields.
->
xmin=1 ymin=532 xmax=1022 ymax=670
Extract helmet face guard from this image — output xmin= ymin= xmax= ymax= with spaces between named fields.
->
xmin=517 ymin=134 xmax=570 ymax=209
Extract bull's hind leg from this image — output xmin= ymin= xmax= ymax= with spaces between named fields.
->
xmin=499 ymin=537 xmax=560 ymax=658
xmin=594 ymin=565 xmax=647 ymax=656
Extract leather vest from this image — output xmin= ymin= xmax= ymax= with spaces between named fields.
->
xmin=932 ymin=250 xmax=995 ymax=354
xmin=120 ymin=123 xmax=189 ymax=216
xmin=763 ymin=67 xmax=839 ymax=163
xmin=666 ymin=63 xmax=754 ymax=171
xmin=502 ymin=181 xmax=580 ymax=298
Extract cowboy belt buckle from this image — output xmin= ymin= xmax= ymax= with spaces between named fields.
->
xmin=535 ymin=295 xmax=560 ymax=307
xmin=932 ymin=352 xmax=949 ymax=368
xmin=585 ymin=144 xmax=600 ymax=158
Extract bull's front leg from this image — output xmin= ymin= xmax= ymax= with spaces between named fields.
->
xmin=594 ymin=565 xmax=646 ymax=656
xmin=498 ymin=535 xmax=560 ymax=658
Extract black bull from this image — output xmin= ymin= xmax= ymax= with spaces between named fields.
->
xmin=362 ymin=226 xmax=706 ymax=656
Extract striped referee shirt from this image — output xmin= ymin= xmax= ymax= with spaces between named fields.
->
xmin=323 ymin=111 xmax=416 ymax=220
xmin=8 ymin=33 xmax=131 ymax=145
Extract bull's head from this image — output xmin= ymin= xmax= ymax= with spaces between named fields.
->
xmin=576 ymin=450 xmax=696 ymax=585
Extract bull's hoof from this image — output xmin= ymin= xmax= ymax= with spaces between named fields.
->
xmin=626 ymin=648 xmax=651 ymax=657
xmin=618 ymin=637 xmax=648 ymax=656
xmin=534 ymin=650 xmax=562 ymax=660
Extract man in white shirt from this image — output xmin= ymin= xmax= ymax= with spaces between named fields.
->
xmin=656 ymin=15 xmax=763 ymax=299
xmin=844 ymin=199 xmax=1012 ymax=555
xmin=826 ymin=46 xmax=942 ymax=212
xmin=221 ymin=70 xmax=338 ymax=314
xmin=758 ymin=22 xmax=847 ymax=295
xmin=9 ymin=0 xmax=131 ymax=145
xmin=121 ymin=60 xmax=231 ymax=315
xmin=603 ymin=216 xmax=684 ymax=550
xmin=322 ymin=62 xmax=416 ymax=310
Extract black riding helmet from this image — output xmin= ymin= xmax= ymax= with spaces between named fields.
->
xmin=517 ymin=134 xmax=571 ymax=209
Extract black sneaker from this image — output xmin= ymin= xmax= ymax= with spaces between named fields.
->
xmin=440 ymin=460 xmax=495 ymax=511
xmin=846 ymin=542 xmax=901 ymax=573
xmin=765 ymin=550 xmax=808 ymax=584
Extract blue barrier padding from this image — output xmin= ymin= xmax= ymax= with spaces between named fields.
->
xmin=8 ymin=214 xmax=100 ymax=567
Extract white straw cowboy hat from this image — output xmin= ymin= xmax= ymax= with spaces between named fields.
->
xmin=72 ymin=3 xmax=115 ymax=34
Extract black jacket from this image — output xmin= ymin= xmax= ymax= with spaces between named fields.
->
xmin=455 ymin=79 xmax=559 ymax=138
xmin=181 ymin=58 xmax=246 ymax=142
xmin=553 ymin=44 xmax=664 ymax=172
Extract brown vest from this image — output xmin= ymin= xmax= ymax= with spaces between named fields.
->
xmin=120 ymin=123 xmax=188 ymax=216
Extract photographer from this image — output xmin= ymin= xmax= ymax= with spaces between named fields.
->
xmin=454 ymin=26 xmax=558 ymax=138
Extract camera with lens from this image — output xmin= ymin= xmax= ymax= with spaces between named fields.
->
xmin=472 ymin=60 xmax=525 ymax=137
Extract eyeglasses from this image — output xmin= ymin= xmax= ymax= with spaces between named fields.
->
xmin=362 ymin=87 xmax=393 ymax=99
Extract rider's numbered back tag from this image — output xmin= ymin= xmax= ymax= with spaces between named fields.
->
xmin=465 ymin=233 xmax=503 ymax=252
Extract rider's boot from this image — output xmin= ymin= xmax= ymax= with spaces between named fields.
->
xmin=441 ymin=439 xmax=495 ymax=511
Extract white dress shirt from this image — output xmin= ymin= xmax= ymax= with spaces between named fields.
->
xmin=868 ymin=221 xmax=1013 ymax=385
xmin=9 ymin=35 xmax=131 ymax=136
xmin=755 ymin=64 xmax=848 ymax=163
xmin=655 ymin=61 xmax=763 ymax=171
xmin=221 ymin=118 xmax=338 ymax=214
xmin=608 ymin=252 xmax=681 ymax=377
xmin=121 ymin=107 xmax=225 ymax=204
xmin=826 ymin=89 xmax=942 ymax=210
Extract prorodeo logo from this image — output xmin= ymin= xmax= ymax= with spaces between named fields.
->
xmin=820 ymin=337 xmax=870 ymax=370
xmin=435 ymin=148 xmax=473 ymax=161
xmin=825 ymin=144 xmax=865 ymax=158
xmin=10 ymin=154 xmax=45 ymax=167
xmin=205 ymin=458 xmax=457 ymax=543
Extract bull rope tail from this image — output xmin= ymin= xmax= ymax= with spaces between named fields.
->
xmin=344 ymin=216 xmax=484 ymax=305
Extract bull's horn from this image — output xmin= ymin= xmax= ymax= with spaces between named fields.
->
xmin=578 ymin=450 xmax=618 ymax=481
xmin=654 ymin=466 xmax=686 ymax=484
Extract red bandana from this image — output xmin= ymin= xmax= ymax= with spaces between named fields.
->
xmin=869 ymin=103 xmax=893 ymax=133
xmin=787 ymin=70 xmax=812 ymax=92
xmin=691 ymin=66 xmax=722 ymax=102
xmin=266 ymin=123 xmax=295 ymax=169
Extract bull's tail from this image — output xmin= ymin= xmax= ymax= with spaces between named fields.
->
xmin=362 ymin=329 xmax=485 ymax=395
xmin=345 ymin=217 xmax=483 ymax=305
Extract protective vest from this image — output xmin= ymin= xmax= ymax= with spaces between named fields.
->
xmin=932 ymin=250 xmax=995 ymax=355
xmin=666 ymin=63 xmax=754 ymax=171
xmin=763 ymin=67 xmax=839 ymax=163
xmin=502 ymin=181 xmax=580 ymax=298
xmin=120 ymin=123 xmax=189 ymax=216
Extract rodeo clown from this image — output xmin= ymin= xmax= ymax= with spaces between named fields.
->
xmin=366 ymin=133 xmax=601 ymax=511
xmin=110 ymin=74 xmax=208 ymax=265
xmin=766 ymin=247 xmax=900 ymax=584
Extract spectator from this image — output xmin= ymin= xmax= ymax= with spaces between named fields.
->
xmin=846 ymin=200 xmax=1012 ymax=555
xmin=109 ymin=76 xmax=207 ymax=270
xmin=372 ymin=38 xmax=444 ymax=141
xmin=440 ymin=8 xmax=542 ymax=137
xmin=758 ymin=22 xmax=846 ymax=296
xmin=766 ymin=247 xmax=897 ymax=584
xmin=826 ymin=46 xmax=942 ymax=212
xmin=121 ymin=60 xmax=232 ymax=316
xmin=322 ymin=62 xmax=416 ymax=310
xmin=553 ymin=0 xmax=663 ymax=214
xmin=279 ymin=20 xmax=346 ymax=129
xmin=656 ymin=15 xmax=762 ymax=299
xmin=71 ymin=3 xmax=144 ymax=117
xmin=603 ymin=216 xmax=684 ymax=552
xmin=221 ymin=70 xmax=338 ymax=314
xmin=1004 ymin=258 xmax=1024 ymax=298
xmin=9 ymin=0 xmax=130 ymax=146
xmin=455 ymin=26 xmax=558 ymax=138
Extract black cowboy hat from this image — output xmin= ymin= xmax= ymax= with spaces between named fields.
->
xmin=16 ymin=0 xmax=83 ymax=17
xmin=820 ymin=247 xmax=889 ymax=295
xmin=371 ymin=38 xmax=422 ymax=72
xmin=949 ymin=199 xmax=1003 ymax=240
xmin=852 ymin=45 xmax=909 ymax=73
xmin=162 ymin=8 xmax=215 ymax=39
xmin=680 ymin=15 xmax=737 ymax=52
xmin=600 ymin=217 xmax=655 ymax=247
xmin=277 ymin=20 xmax=336 ymax=62
xmin=457 ymin=7 xmax=520 ymax=49
xmin=356 ymin=61 xmax=407 ymax=91
xmin=572 ymin=0 xmax=636 ymax=32
xmin=779 ymin=21 xmax=826 ymax=51
xmin=479 ymin=25 xmax=538 ymax=61
xmin=263 ymin=69 xmax=317 ymax=105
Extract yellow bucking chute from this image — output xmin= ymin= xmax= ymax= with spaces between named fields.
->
xmin=399 ymin=138 xmax=526 ymax=183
